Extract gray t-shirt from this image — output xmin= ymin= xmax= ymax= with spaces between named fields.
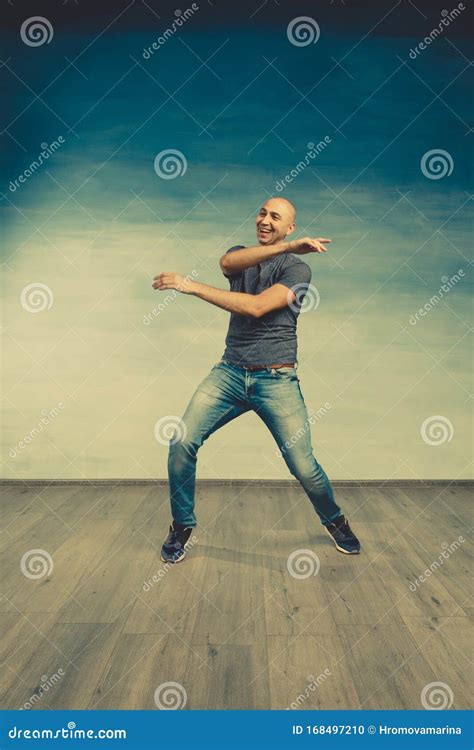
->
xmin=221 ymin=245 xmax=312 ymax=366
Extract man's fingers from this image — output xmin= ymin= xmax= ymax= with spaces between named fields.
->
xmin=309 ymin=241 xmax=326 ymax=253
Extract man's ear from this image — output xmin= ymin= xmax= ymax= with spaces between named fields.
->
xmin=286 ymin=222 xmax=296 ymax=236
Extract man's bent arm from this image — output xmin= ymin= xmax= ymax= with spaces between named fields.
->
xmin=219 ymin=241 xmax=293 ymax=275
xmin=189 ymin=281 xmax=261 ymax=317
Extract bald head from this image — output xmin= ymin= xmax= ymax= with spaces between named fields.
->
xmin=264 ymin=196 xmax=296 ymax=222
xmin=256 ymin=197 xmax=297 ymax=245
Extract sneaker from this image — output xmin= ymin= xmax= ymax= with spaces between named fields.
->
xmin=325 ymin=515 xmax=361 ymax=554
xmin=160 ymin=522 xmax=193 ymax=564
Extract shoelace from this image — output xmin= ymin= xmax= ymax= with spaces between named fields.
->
xmin=332 ymin=519 xmax=351 ymax=536
xmin=340 ymin=521 xmax=354 ymax=537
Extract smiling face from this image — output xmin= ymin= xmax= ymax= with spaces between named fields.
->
xmin=256 ymin=198 xmax=296 ymax=245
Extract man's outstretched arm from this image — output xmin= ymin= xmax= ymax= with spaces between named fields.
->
xmin=219 ymin=237 xmax=331 ymax=275
xmin=152 ymin=273 xmax=295 ymax=318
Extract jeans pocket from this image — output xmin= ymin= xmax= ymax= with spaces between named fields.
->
xmin=272 ymin=366 xmax=298 ymax=380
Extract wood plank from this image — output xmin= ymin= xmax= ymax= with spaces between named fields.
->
xmin=337 ymin=616 xmax=439 ymax=709
xmin=267 ymin=635 xmax=359 ymax=709
xmin=8 ymin=520 xmax=124 ymax=614
xmin=0 ymin=511 xmax=46 ymax=554
xmin=0 ymin=483 xmax=470 ymax=710
xmin=123 ymin=539 xmax=209 ymax=636
xmin=3 ymin=622 xmax=123 ymax=709
xmin=375 ymin=522 xmax=470 ymax=618
xmin=401 ymin=615 xmax=471 ymax=708
xmin=0 ymin=612 xmax=56 ymax=704
xmin=190 ymin=523 xmax=266 ymax=645
xmin=261 ymin=529 xmax=335 ymax=635
xmin=185 ymin=642 xmax=270 ymax=709
xmin=0 ymin=513 xmax=76 ymax=612
xmin=54 ymin=484 xmax=153 ymax=525
xmin=91 ymin=633 xmax=192 ymax=709
xmin=56 ymin=524 xmax=158 ymax=624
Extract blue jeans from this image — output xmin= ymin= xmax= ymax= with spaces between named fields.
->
xmin=167 ymin=359 xmax=342 ymax=528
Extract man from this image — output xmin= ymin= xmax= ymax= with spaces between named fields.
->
xmin=152 ymin=197 xmax=360 ymax=563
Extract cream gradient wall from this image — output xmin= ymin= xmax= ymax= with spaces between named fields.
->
xmin=1 ymin=22 xmax=472 ymax=480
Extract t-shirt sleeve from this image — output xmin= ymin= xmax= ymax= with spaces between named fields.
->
xmin=276 ymin=259 xmax=312 ymax=307
xmin=222 ymin=245 xmax=246 ymax=279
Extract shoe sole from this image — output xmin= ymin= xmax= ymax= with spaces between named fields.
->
xmin=324 ymin=527 xmax=361 ymax=554
xmin=160 ymin=546 xmax=188 ymax=565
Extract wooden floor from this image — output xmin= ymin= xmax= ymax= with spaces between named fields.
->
xmin=0 ymin=482 xmax=472 ymax=710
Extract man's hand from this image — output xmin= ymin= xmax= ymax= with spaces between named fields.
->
xmin=287 ymin=237 xmax=331 ymax=255
xmin=152 ymin=272 xmax=196 ymax=294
